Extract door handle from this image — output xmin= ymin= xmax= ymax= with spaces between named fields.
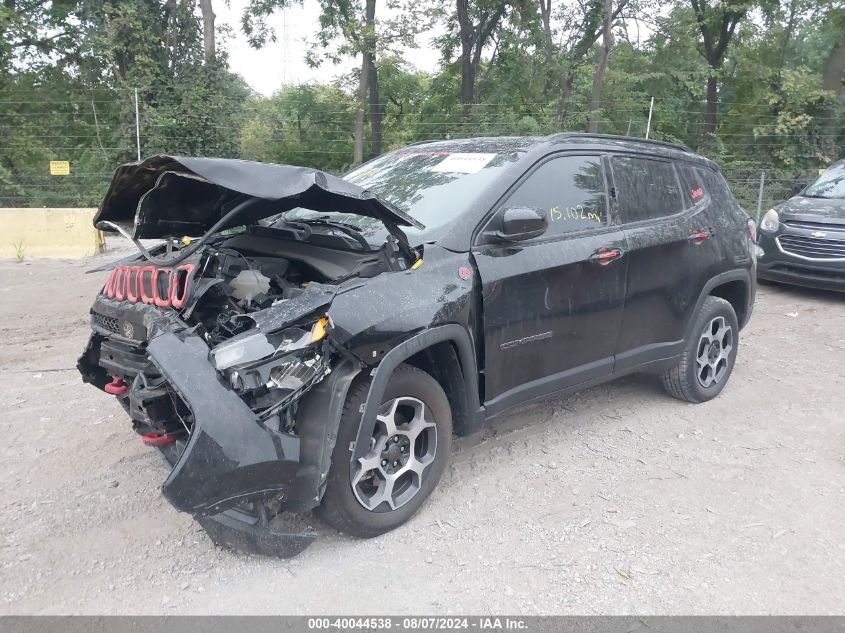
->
xmin=590 ymin=247 xmax=624 ymax=266
xmin=688 ymin=230 xmax=711 ymax=245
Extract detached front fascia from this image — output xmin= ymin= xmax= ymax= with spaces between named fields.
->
xmin=149 ymin=333 xmax=301 ymax=515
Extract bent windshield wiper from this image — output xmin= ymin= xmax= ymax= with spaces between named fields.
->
xmin=294 ymin=217 xmax=372 ymax=250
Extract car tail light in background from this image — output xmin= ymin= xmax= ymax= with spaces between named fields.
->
xmin=748 ymin=218 xmax=766 ymax=258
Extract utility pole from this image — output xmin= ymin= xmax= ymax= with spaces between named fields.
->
xmin=755 ymin=171 xmax=766 ymax=224
xmin=134 ymin=88 xmax=141 ymax=162
xmin=645 ymin=96 xmax=654 ymax=139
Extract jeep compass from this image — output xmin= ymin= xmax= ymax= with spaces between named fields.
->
xmin=78 ymin=134 xmax=757 ymax=556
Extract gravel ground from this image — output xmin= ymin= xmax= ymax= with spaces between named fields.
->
xmin=0 ymin=246 xmax=843 ymax=615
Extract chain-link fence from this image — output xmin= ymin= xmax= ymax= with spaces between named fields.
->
xmin=0 ymin=89 xmax=836 ymax=216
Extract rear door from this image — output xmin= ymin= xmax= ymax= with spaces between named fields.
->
xmin=610 ymin=155 xmax=723 ymax=371
xmin=473 ymin=153 xmax=628 ymax=415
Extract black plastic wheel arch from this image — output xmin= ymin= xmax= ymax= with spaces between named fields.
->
xmin=351 ymin=324 xmax=483 ymax=463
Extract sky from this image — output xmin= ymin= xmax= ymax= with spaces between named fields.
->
xmin=216 ymin=0 xmax=444 ymax=96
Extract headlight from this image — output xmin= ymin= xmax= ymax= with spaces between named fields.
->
xmin=211 ymin=331 xmax=275 ymax=371
xmin=210 ymin=325 xmax=316 ymax=371
xmin=760 ymin=208 xmax=779 ymax=233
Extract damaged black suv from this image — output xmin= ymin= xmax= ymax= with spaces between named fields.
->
xmin=79 ymin=134 xmax=756 ymax=556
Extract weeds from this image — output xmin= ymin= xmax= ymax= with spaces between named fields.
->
xmin=12 ymin=240 xmax=25 ymax=263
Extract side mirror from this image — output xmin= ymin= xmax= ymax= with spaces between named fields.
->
xmin=494 ymin=206 xmax=548 ymax=242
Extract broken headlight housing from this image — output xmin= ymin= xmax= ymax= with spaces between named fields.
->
xmin=211 ymin=327 xmax=312 ymax=372
xmin=209 ymin=319 xmax=329 ymax=394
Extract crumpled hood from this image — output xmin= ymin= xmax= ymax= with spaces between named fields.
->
xmin=93 ymin=155 xmax=424 ymax=239
xmin=777 ymin=195 xmax=845 ymax=223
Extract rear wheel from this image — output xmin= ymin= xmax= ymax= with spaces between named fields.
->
xmin=315 ymin=364 xmax=451 ymax=538
xmin=661 ymin=296 xmax=739 ymax=403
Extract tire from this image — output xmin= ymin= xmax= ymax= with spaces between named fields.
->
xmin=661 ymin=296 xmax=739 ymax=403
xmin=315 ymin=364 xmax=452 ymax=538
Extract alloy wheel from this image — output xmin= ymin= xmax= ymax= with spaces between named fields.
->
xmin=696 ymin=316 xmax=734 ymax=388
xmin=350 ymin=396 xmax=437 ymax=512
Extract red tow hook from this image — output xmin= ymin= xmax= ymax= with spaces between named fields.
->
xmin=104 ymin=376 xmax=128 ymax=396
xmin=141 ymin=433 xmax=177 ymax=447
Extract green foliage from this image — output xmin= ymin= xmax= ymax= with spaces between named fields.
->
xmin=0 ymin=0 xmax=843 ymax=210
xmin=238 ymin=83 xmax=357 ymax=172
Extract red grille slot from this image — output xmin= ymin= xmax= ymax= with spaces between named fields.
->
xmin=139 ymin=266 xmax=156 ymax=305
xmin=102 ymin=263 xmax=196 ymax=308
xmin=153 ymin=268 xmax=172 ymax=307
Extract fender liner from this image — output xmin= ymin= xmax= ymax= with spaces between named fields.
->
xmin=685 ymin=269 xmax=754 ymax=341
xmin=351 ymin=324 xmax=483 ymax=463
xmin=280 ymin=358 xmax=361 ymax=512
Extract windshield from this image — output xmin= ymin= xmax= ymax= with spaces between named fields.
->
xmin=803 ymin=163 xmax=845 ymax=199
xmin=280 ymin=148 xmax=525 ymax=238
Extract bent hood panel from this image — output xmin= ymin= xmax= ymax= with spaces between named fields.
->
xmin=93 ymin=155 xmax=424 ymax=239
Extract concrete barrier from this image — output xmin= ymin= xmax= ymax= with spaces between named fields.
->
xmin=0 ymin=208 xmax=105 ymax=259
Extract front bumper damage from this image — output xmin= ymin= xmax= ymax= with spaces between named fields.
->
xmin=149 ymin=333 xmax=301 ymax=515
xmin=79 ymin=320 xmax=361 ymax=557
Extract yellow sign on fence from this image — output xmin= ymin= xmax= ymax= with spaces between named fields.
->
xmin=49 ymin=160 xmax=70 ymax=175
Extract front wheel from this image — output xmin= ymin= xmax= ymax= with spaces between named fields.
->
xmin=661 ymin=296 xmax=739 ymax=403
xmin=315 ymin=364 xmax=452 ymax=538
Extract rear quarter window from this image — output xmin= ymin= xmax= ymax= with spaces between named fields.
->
xmin=695 ymin=167 xmax=735 ymax=208
xmin=677 ymin=164 xmax=708 ymax=208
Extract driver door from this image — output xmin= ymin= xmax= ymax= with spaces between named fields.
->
xmin=472 ymin=154 xmax=628 ymax=416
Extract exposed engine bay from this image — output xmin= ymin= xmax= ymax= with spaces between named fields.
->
xmin=83 ymin=222 xmax=414 ymax=442
xmin=79 ymin=155 xmax=423 ymax=451
xmin=76 ymin=154 xmax=436 ymax=556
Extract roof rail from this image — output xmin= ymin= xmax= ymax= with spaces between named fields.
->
xmin=545 ymin=132 xmax=692 ymax=153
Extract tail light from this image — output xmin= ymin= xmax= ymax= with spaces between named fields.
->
xmin=747 ymin=219 xmax=757 ymax=242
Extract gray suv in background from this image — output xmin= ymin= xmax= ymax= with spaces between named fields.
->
xmin=757 ymin=161 xmax=845 ymax=292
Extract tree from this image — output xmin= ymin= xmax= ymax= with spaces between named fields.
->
xmin=243 ymin=0 xmax=404 ymax=163
xmin=688 ymin=0 xmax=750 ymax=142
xmin=2 ymin=0 xmax=843 ymax=211
xmin=822 ymin=9 xmax=845 ymax=95
xmin=454 ymin=0 xmax=509 ymax=115
xmin=352 ymin=0 xmax=377 ymax=163
xmin=239 ymin=83 xmax=356 ymax=170
xmin=536 ymin=0 xmax=628 ymax=123
xmin=0 ymin=0 xmax=83 ymax=76
xmin=587 ymin=0 xmax=615 ymax=132
xmin=199 ymin=0 xmax=216 ymax=62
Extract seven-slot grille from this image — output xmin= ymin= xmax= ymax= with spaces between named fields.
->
xmin=777 ymin=233 xmax=845 ymax=260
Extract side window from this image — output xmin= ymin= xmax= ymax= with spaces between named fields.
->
xmin=611 ymin=156 xmax=683 ymax=223
xmin=677 ymin=164 xmax=707 ymax=208
xmin=503 ymin=155 xmax=608 ymax=236
xmin=696 ymin=167 xmax=734 ymax=207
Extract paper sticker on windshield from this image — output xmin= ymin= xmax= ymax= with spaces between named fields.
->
xmin=431 ymin=153 xmax=496 ymax=174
